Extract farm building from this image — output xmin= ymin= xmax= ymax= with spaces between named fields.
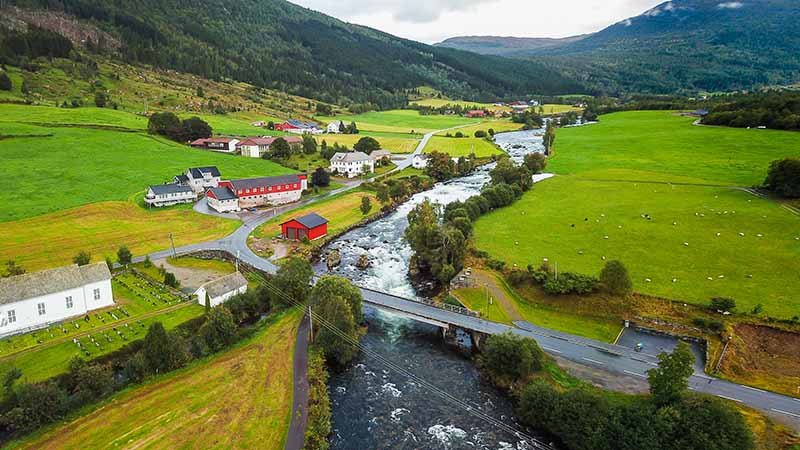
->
xmin=280 ymin=213 xmax=328 ymax=241
xmin=330 ymin=151 xmax=374 ymax=178
xmin=195 ymin=272 xmax=248 ymax=308
xmin=412 ymin=154 xmax=429 ymax=169
xmin=466 ymin=110 xmax=485 ymax=118
xmin=206 ymin=186 xmax=240 ymax=213
xmin=175 ymin=166 xmax=221 ymax=193
xmin=217 ymin=174 xmax=308 ymax=209
xmin=144 ymin=182 xmax=196 ymax=207
xmin=190 ymin=137 xmax=240 ymax=153
xmin=370 ymin=150 xmax=392 ymax=162
xmin=237 ymin=136 xmax=302 ymax=158
xmin=274 ymin=120 xmax=322 ymax=135
xmin=326 ymin=120 xmax=344 ymax=133
xmin=0 ymin=263 xmax=113 ymax=338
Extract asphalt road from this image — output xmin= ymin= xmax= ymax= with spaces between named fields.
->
xmin=138 ymin=126 xmax=800 ymax=430
xmin=285 ymin=314 xmax=311 ymax=450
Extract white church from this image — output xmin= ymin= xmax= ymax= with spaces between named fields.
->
xmin=0 ymin=262 xmax=114 ymax=338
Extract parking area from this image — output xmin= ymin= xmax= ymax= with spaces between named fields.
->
xmin=617 ymin=327 xmax=706 ymax=373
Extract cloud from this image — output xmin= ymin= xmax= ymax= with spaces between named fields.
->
xmin=297 ymin=0 xmax=499 ymax=24
xmin=717 ymin=1 xmax=743 ymax=9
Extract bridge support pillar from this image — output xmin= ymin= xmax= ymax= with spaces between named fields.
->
xmin=470 ymin=331 xmax=486 ymax=352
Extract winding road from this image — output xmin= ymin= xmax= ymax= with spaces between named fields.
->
xmin=136 ymin=125 xmax=800 ymax=442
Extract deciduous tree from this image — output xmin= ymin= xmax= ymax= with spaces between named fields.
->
xmin=647 ymin=342 xmax=694 ymax=406
xmin=599 ymin=260 xmax=632 ymax=296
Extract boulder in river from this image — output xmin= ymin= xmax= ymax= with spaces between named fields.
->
xmin=326 ymin=249 xmax=341 ymax=271
xmin=356 ymin=253 xmax=371 ymax=270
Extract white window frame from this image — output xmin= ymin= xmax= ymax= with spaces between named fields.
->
xmin=7 ymin=310 xmax=16 ymax=323
xmin=93 ymin=288 xmax=101 ymax=300
xmin=66 ymin=295 xmax=73 ymax=309
xmin=37 ymin=303 xmax=46 ymax=316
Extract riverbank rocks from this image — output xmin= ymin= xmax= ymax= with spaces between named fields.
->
xmin=356 ymin=253 xmax=371 ymax=270
xmin=326 ymin=249 xmax=341 ymax=271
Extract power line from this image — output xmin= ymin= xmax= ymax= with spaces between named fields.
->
xmin=248 ymin=271 xmax=556 ymax=450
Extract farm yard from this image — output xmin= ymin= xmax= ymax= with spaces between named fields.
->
xmin=473 ymin=111 xmax=800 ymax=319
xmin=8 ymin=310 xmax=301 ymax=450
xmin=0 ymin=271 xmax=204 ymax=383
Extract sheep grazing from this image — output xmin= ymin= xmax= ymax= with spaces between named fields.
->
xmin=716 ymin=232 xmax=721 ymax=237
xmin=718 ymin=275 xmax=725 ymax=279
xmin=672 ymin=278 xmax=678 ymax=283
xmin=683 ymin=242 xmax=689 ymax=246
xmin=739 ymin=232 xmax=745 ymax=236
xmin=672 ymin=221 xmax=677 ymax=226
xmin=707 ymin=277 xmax=713 ymax=281
xmin=645 ymin=278 xmax=652 ymax=282
xmin=756 ymin=233 xmax=763 ymax=237
xmin=578 ymin=250 xmax=584 ymax=255
xmin=603 ymin=235 xmax=609 ymax=239
xmin=601 ymin=256 xmax=606 ymax=260
xmin=746 ymin=274 xmax=753 ymax=278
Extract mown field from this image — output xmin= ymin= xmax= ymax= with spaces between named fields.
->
xmin=411 ymin=98 xmax=583 ymax=116
xmin=425 ymin=135 xmax=502 ymax=158
xmin=317 ymin=109 xmax=481 ymax=134
xmin=8 ymin=310 xmax=301 ymax=450
xmin=473 ymin=111 xmax=800 ymax=318
xmin=0 ymin=201 xmax=240 ymax=272
xmin=320 ymin=131 xmax=421 ymax=154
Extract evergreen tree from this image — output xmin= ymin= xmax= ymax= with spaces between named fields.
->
xmin=302 ymin=134 xmax=317 ymax=154
xmin=116 ymin=246 xmax=132 ymax=266
xmin=359 ymin=196 xmax=372 ymax=215
xmin=142 ymin=322 xmax=187 ymax=374
xmin=270 ymin=137 xmax=291 ymax=159
xmin=94 ymin=91 xmax=107 ymax=108
xmin=73 ymin=251 xmax=91 ymax=266
xmin=0 ymin=72 xmax=12 ymax=91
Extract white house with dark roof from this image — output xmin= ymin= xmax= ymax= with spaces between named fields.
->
xmin=326 ymin=120 xmax=344 ymax=134
xmin=195 ymin=272 xmax=248 ymax=308
xmin=330 ymin=151 xmax=374 ymax=178
xmin=206 ymin=186 xmax=240 ymax=213
xmin=144 ymin=182 xmax=196 ymax=207
xmin=0 ymin=263 xmax=113 ymax=337
xmin=178 ymin=166 xmax=221 ymax=193
xmin=412 ymin=154 xmax=429 ymax=169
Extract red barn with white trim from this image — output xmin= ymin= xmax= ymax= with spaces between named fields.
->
xmin=280 ymin=213 xmax=328 ymax=241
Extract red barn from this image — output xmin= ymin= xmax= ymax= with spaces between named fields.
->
xmin=466 ymin=110 xmax=485 ymax=118
xmin=280 ymin=213 xmax=328 ymax=241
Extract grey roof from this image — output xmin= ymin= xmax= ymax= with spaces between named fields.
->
xmin=208 ymin=186 xmax=237 ymax=201
xmin=200 ymin=272 xmax=248 ymax=299
xmin=189 ymin=166 xmax=221 ymax=178
xmin=0 ymin=262 xmax=111 ymax=305
xmin=149 ymin=182 xmax=194 ymax=196
xmin=288 ymin=212 xmax=328 ymax=229
xmin=174 ymin=174 xmax=189 ymax=184
xmin=331 ymin=151 xmax=371 ymax=163
xmin=371 ymin=150 xmax=391 ymax=159
xmin=230 ymin=174 xmax=303 ymax=191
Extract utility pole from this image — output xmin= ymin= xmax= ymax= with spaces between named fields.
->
xmin=236 ymin=250 xmax=240 ymax=272
xmin=308 ymin=305 xmax=313 ymax=342
xmin=169 ymin=233 xmax=176 ymax=258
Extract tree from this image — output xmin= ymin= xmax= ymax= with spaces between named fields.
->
xmin=302 ymin=134 xmax=317 ymax=154
xmin=599 ymin=260 xmax=632 ymax=296
xmin=314 ymin=294 xmax=359 ymax=367
xmin=549 ymin=388 xmax=612 ymax=450
xmin=474 ymin=130 xmax=487 ymax=138
xmin=69 ymin=359 xmax=113 ymax=401
xmin=310 ymin=275 xmax=363 ymax=322
xmin=200 ymin=307 xmax=238 ymax=351
xmin=196 ymin=85 xmax=205 ymax=97
xmin=480 ymin=332 xmax=544 ymax=385
xmin=3 ymin=260 xmax=25 ymax=278
xmin=311 ymin=167 xmax=330 ymax=187
xmin=424 ymin=151 xmax=454 ymax=181
xmin=142 ymin=322 xmax=187 ymax=374
xmin=346 ymin=121 xmax=359 ymax=134
xmin=2 ymin=381 xmax=69 ymax=432
xmin=163 ymin=271 xmax=179 ymax=288
xmin=710 ymin=297 xmax=736 ymax=312
xmin=523 ymin=152 xmax=547 ymax=174
xmin=147 ymin=112 xmax=181 ymax=136
xmin=518 ymin=379 xmax=559 ymax=429
xmin=647 ymin=342 xmax=694 ymax=406
xmin=353 ymin=136 xmax=380 ymax=154
xmin=315 ymin=103 xmax=332 ymax=115
xmin=73 ymin=251 xmax=91 ymax=266
xmin=105 ymin=256 xmax=114 ymax=272
xmin=669 ymin=395 xmax=754 ymax=450
xmin=490 ymin=157 xmax=532 ymax=191
xmin=763 ymin=158 xmax=800 ymax=198
xmin=0 ymin=72 xmax=11 ymax=91
xmin=117 ymin=246 xmax=132 ymax=266
xmin=269 ymin=137 xmax=291 ymax=159
xmin=405 ymin=200 xmax=467 ymax=283
xmin=181 ymin=117 xmax=212 ymax=141
xmin=543 ymin=120 xmax=556 ymax=154
xmin=271 ymin=257 xmax=314 ymax=309
xmin=94 ymin=91 xmax=107 ymax=108
xmin=360 ymin=196 xmax=372 ymax=215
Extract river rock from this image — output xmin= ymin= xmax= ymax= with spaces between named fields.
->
xmin=356 ymin=253 xmax=371 ymax=270
xmin=326 ymin=249 xmax=341 ymax=271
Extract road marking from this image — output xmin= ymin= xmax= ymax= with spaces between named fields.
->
xmin=717 ymin=395 xmax=742 ymax=403
xmin=581 ymin=357 xmax=605 ymax=366
xmin=741 ymin=385 xmax=766 ymax=393
xmin=542 ymin=346 xmax=562 ymax=354
xmin=623 ymin=370 xmax=647 ymax=379
xmin=693 ymin=374 xmax=713 ymax=380
xmin=771 ymin=409 xmax=800 ymax=419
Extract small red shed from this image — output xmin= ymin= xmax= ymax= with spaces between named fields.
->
xmin=280 ymin=213 xmax=328 ymax=241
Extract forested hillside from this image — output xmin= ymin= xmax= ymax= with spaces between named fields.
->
xmin=0 ymin=0 xmax=583 ymax=109
xmin=438 ymin=0 xmax=800 ymax=95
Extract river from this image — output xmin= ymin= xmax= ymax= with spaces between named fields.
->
xmin=319 ymin=129 xmax=549 ymax=449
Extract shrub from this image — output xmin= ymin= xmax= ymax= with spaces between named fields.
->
xmin=487 ymin=259 xmax=506 ymax=271
xmin=163 ymin=271 xmax=179 ymax=288
xmin=710 ymin=297 xmax=736 ymax=312
xmin=599 ymin=260 xmax=632 ymax=296
xmin=507 ymin=269 xmax=529 ymax=287
xmin=116 ymin=246 xmax=132 ymax=265
xmin=480 ymin=333 xmax=544 ymax=385
xmin=763 ymin=158 xmax=800 ymax=198
xmin=543 ymin=272 xmax=598 ymax=295
xmin=200 ymin=307 xmax=238 ymax=352
xmin=474 ymin=130 xmax=487 ymax=138
xmin=0 ymin=72 xmax=11 ymax=91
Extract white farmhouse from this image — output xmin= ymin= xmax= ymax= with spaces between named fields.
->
xmin=330 ymin=151 xmax=374 ymax=178
xmin=326 ymin=120 xmax=344 ymax=134
xmin=0 ymin=263 xmax=114 ymax=338
xmin=144 ymin=183 xmax=196 ymax=207
xmin=206 ymin=186 xmax=240 ymax=213
xmin=190 ymin=137 xmax=240 ymax=153
xmin=175 ymin=166 xmax=221 ymax=193
xmin=412 ymin=154 xmax=429 ymax=169
xmin=237 ymin=136 xmax=303 ymax=158
xmin=195 ymin=272 xmax=248 ymax=308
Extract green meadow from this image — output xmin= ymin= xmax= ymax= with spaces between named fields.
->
xmin=316 ymin=109 xmax=481 ymax=133
xmin=425 ymin=135 xmax=502 ymax=158
xmin=473 ymin=111 xmax=800 ymax=318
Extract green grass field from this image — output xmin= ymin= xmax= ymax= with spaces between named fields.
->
xmin=473 ymin=111 xmax=800 ymax=318
xmin=9 ymin=310 xmax=301 ymax=450
xmin=425 ymin=135 xmax=502 ymax=158
xmin=320 ymin=132 xmax=420 ymax=154
xmin=0 ymin=105 xmax=294 ymax=221
xmin=411 ymin=98 xmax=582 ymax=116
xmin=0 ymin=272 xmax=204 ymax=383
xmin=316 ymin=109 xmax=481 ymax=134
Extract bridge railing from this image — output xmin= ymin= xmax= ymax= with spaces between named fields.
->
xmin=359 ymin=286 xmax=481 ymax=318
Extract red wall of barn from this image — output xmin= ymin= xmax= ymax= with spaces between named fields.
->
xmin=281 ymin=220 xmax=327 ymax=240
xmin=308 ymin=223 xmax=327 ymax=240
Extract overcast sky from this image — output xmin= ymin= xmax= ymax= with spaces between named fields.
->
xmin=290 ymin=0 xmax=665 ymax=43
